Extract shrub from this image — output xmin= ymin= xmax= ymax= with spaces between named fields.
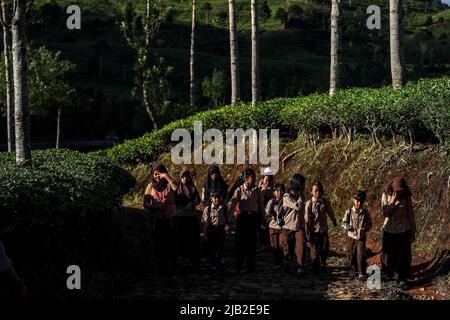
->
xmin=106 ymin=77 xmax=450 ymax=165
xmin=0 ymin=149 xmax=135 ymax=231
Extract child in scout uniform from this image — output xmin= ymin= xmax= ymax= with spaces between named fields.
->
xmin=279 ymin=174 xmax=307 ymax=278
xmin=201 ymin=189 xmax=230 ymax=273
xmin=265 ymin=183 xmax=286 ymax=271
xmin=305 ymin=180 xmax=338 ymax=274
xmin=229 ymin=167 xmax=265 ymax=273
xmin=342 ymin=190 xmax=372 ymax=280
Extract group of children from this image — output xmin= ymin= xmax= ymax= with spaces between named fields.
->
xmin=0 ymin=166 xmax=415 ymax=301
xmin=143 ymin=164 xmax=377 ymax=282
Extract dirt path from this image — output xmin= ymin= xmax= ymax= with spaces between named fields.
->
xmin=118 ymin=207 xmax=447 ymax=300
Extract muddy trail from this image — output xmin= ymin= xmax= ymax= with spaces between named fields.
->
xmin=116 ymin=207 xmax=448 ymax=301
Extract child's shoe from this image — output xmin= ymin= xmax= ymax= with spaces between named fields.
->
xmin=296 ymin=267 xmax=305 ymax=279
xmin=358 ymin=274 xmax=367 ymax=281
xmin=398 ymin=281 xmax=410 ymax=291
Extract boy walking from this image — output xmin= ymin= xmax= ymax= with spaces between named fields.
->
xmin=230 ymin=167 xmax=264 ymax=273
xmin=202 ymin=189 xmax=229 ymax=273
xmin=342 ymin=190 xmax=372 ymax=280
xmin=265 ymin=184 xmax=285 ymax=271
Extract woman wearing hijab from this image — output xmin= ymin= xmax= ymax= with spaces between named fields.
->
xmin=201 ymin=166 xmax=228 ymax=207
xmin=144 ymin=163 xmax=178 ymax=277
xmin=381 ymin=177 xmax=416 ymax=290
xmin=258 ymin=168 xmax=275 ymax=251
xmin=175 ymin=169 xmax=201 ymax=261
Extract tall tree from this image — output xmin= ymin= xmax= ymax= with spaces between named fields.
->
xmin=389 ymin=0 xmax=406 ymax=88
xmin=251 ymin=0 xmax=260 ymax=106
xmin=0 ymin=0 xmax=14 ymax=152
xmin=189 ymin=0 xmax=197 ymax=107
xmin=12 ymin=0 xmax=31 ymax=165
xmin=329 ymin=0 xmax=342 ymax=95
xmin=228 ymin=0 xmax=240 ymax=104
xmin=27 ymin=47 xmax=76 ymax=149
xmin=121 ymin=0 xmax=171 ymax=130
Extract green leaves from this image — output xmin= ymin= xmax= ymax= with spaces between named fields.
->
xmin=0 ymin=149 xmax=135 ymax=231
xmin=106 ymin=77 xmax=449 ymax=165
xmin=281 ymin=77 xmax=450 ymax=142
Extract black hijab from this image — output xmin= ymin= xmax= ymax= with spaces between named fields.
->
xmin=203 ymin=165 xmax=228 ymax=201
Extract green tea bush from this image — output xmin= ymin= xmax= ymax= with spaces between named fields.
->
xmin=107 ymin=77 xmax=449 ymax=165
xmin=0 ymin=149 xmax=135 ymax=230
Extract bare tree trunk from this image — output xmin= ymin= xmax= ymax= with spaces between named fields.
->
xmin=143 ymin=0 xmax=158 ymax=130
xmin=189 ymin=0 xmax=197 ymax=107
xmin=143 ymin=86 xmax=158 ymax=131
xmin=1 ymin=1 xmax=14 ymax=152
xmin=56 ymin=107 xmax=61 ymax=149
xmin=389 ymin=0 xmax=406 ymax=88
xmin=228 ymin=0 xmax=240 ymax=104
xmin=329 ymin=0 xmax=341 ymax=95
xmin=12 ymin=0 xmax=31 ymax=165
xmin=251 ymin=0 xmax=260 ymax=106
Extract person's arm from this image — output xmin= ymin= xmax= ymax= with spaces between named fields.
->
xmin=3 ymin=266 xmax=27 ymax=298
xmin=143 ymin=184 xmax=163 ymax=211
xmin=325 ymin=199 xmax=337 ymax=227
xmin=265 ymin=199 xmax=274 ymax=219
xmin=406 ymin=197 xmax=416 ymax=241
xmin=201 ymin=207 xmax=209 ymax=239
xmin=258 ymin=190 xmax=265 ymax=228
xmin=194 ymin=188 xmax=201 ymax=206
xmin=228 ymin=188 xmax=239 ymax=218
xmin=159 ymin=172 xmax=177 ymax=191
xmin=201 ymin=187 xmax=207 ymax=206
xmin=341 ymin=209 xmax=350 ymax=230
xmin=304 ymin=201 xmax=311 ymax=242
xmin=382 ymin=192 xmax=397 ymax=218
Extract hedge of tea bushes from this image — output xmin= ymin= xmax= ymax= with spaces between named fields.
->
xmin=0 ymin=149 xmax=135 ymax=230
xmin=106 ymin=76 xmax=449 ymax=165
xmin=282 ymin=77 xmax=450 ymax=143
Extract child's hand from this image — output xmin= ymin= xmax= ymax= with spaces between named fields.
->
xmin=225 ymin=224 xmax=231 ymax=233
xmin=390 ymin=192 xmax=398 ymax=205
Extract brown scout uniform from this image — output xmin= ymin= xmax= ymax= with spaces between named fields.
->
xmin=231 ymin=183 xmax=265 ymax=271
xmin=265 ymin=198 xmax=283 ymax=266
xmin=202 ymin=203 xmax=228 ymax=261
xmin=305 ymin=197 xmax=337 ymax=272
xmin=279 ymin=193 xmax=306 ymax=268
xmin=342 ymin=207 xmax=372 ymax=274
